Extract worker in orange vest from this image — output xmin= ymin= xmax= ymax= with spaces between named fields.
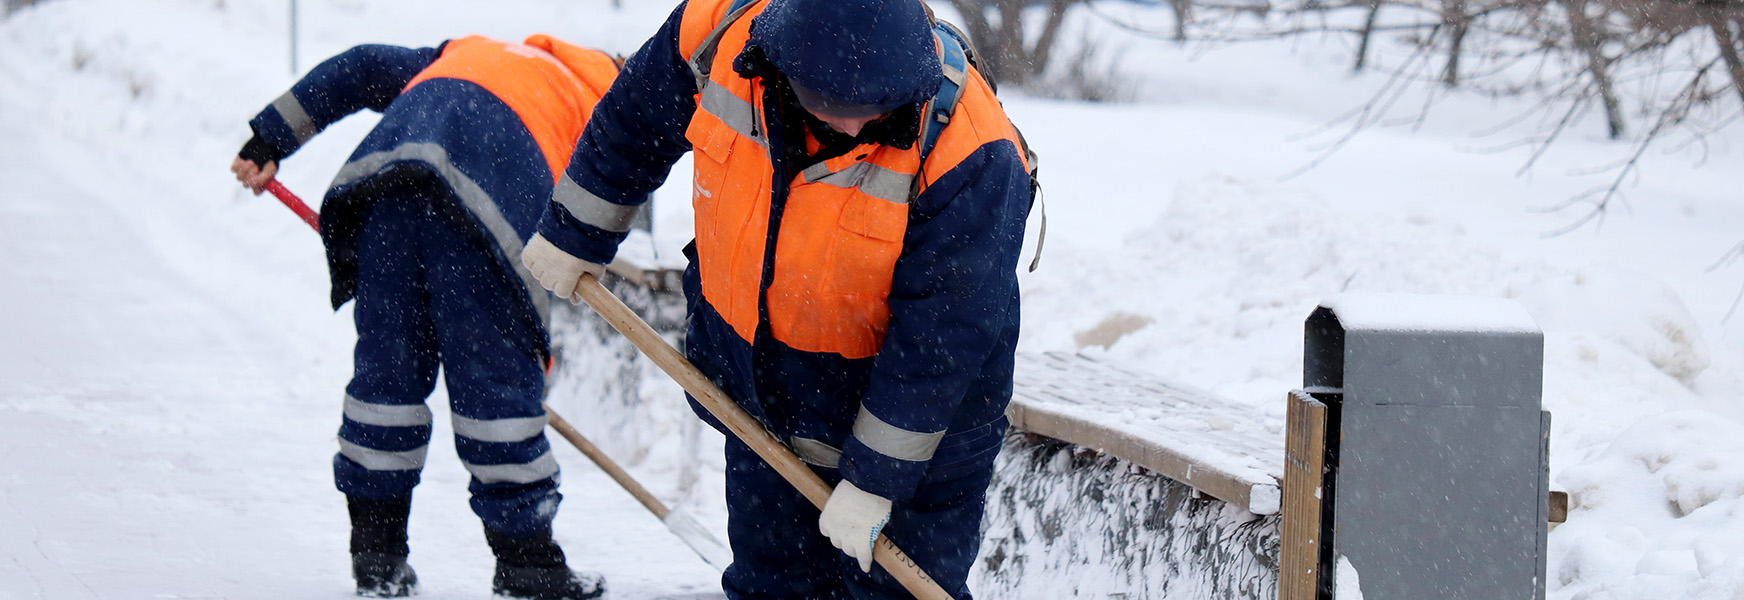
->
xmin=230 ymin=35 xmax=622 ymax=600
xmin=520 ymin=0 xmax=1036 ymax=597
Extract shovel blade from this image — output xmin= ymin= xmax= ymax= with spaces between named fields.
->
xmin=662 ymin=509 xmax=733 ymax=572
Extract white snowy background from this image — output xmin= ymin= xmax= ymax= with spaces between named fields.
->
xmin=2 ymin=0 xmax=1742 ymax=598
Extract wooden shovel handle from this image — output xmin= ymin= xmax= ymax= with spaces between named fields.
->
xmin=572 ymin=274 xmax=952 ymax=600
xmin=544 ymin=405 xmax=670 ymax=519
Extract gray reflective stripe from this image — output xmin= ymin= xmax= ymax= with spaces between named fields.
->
xmin=331 ymin=142 xmax=549 ymax=325
xmin=852 ymin=406 xmax=945 ymax=463
xmin=343 ymin=395 xmax=433 ymax=428
xmin=791 ymin=437 xmax=842 ymax=469
xmin=554 ymin=174 xmax=638 ymax=233
xmin=463 ymin=451 xmax=560 ymax=484
xmin=801 ymin=161 xmax=914 ymax=205
xmin=271 ymin=91 xmax=319 ymax=145
xmin=698 ymin=82 xmax=765 ymax=147
xmin=452 ymin=413 xmax=549 ymax=444
xmin=338 ymin=439 xmax=428 ymax=471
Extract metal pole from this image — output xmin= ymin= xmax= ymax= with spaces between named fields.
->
xmin=289 ymin=0 xmax=299 ymax=75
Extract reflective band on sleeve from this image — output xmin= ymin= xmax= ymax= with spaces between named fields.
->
xmin=463 ymin=451 xmax=560 ymax=484
xmin=339 ymin=439 xmax=429 ymax=471
xmin=452 ymin=413 xmax=549 ymax=444
xmin=851 ymin=406 xmax=945 ymax=463
xmin=271 ymin=91 xmax=320 ymax=145
xmin=554 ymin=174 xmax=638 ymax=233
xmin=343 ymin=394 xmax=434 ymax=428
xmin=331 ymin=142 xmax=549 ymax=325
xmin=698 ymin=82 xmax=764 ymax=146
xmin=791 ymin=437 xmax=843 ymax=469
xmin=802 ymin=162 xmax=913 ymax=205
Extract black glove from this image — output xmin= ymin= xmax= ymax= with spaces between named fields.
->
xmin=237 ymin=133 xmax=283 ymax=169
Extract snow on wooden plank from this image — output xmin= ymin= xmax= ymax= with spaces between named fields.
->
xmin=1011 ymin=352 xmax=1284 ymax=514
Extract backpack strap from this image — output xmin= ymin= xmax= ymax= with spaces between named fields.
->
xmin=912 ymin=24 xmax=970 ymax=198
xmin=916 ymin=21 xmax=1047 ymax=271
xmin=686 ymin=0 xmax=761 ymax=92
xmin=920 ymin=25 xmax=969 ymax=170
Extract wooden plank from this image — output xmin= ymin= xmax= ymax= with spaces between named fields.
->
xmin=1548 ymin=491 xmax=1568 ymax=524
xmin=1009 ymin=352 xmax=1284 ymax=514
xmin=1280 ymin=390 xmax=1327 ymax=600
xmin=1008 ymin=400 xmax=1273 ymax=514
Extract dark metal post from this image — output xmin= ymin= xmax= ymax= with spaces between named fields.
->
xmin=1300 ymin=293 xmax=1548 ymax=600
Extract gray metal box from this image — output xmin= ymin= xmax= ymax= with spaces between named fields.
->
xmin=1305 ymin=293 xmax=1548 ymax=600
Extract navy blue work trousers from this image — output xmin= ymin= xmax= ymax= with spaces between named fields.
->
xmin=331 ymin=188 xmax=560 ymax=536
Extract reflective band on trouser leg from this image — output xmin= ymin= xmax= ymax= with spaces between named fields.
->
xmin=452 ymin=413 xmax=549 ymax=444
xmin=271 ymin=91 xmax=320 ymax=145
xmin=554 ymin=173 xmax=639 ymax=233
xmin=339 ymin=439 xmax=430 ymax=471
xmin=332 ymin=142 xmax=550 ymax=328
xmin=463 ymin=451 xmax=560 ymax=484
xmin=344 ymin=394 xmax=435 ymax=428
xmin=851 ymin=406 xmax=945 ymax=462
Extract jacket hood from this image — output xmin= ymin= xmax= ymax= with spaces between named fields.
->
xmin=748 ymin=0 xmax=942 ymax=112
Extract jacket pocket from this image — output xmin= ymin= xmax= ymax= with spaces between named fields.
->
xmin=838 ymin=193 xmax=908 ymax=242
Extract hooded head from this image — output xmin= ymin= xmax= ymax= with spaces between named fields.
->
xmin=749 ymin=0 xmax=942 ymax=116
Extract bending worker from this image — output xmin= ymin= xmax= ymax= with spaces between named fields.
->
xmin=230 ymin=34 xmax=619 ymax=600
xmin=521 ymin=0 xmax=1035 ymax=597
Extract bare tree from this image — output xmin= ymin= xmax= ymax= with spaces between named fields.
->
xmin=1562 ymin=0 xmax=1627 ymax=137
xmin=1355 ymin=0 xmax=1387 ymax=71
xmin=3 ymin=0 xmax=40 ymax=16
xmin=947 ymin=0 xmax=1086 ymax=88
xmin=1094 ymin=0 xmax=1744 ymax=230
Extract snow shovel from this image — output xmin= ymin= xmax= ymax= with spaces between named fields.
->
xmin=262 ymin=180 xmax=734 ymax=571
xmin=542 ymin=404 xmax=733 ymax=571
xmin=570 ymin=274 xmax=954 ymax=600
xmin=265 ymin=180 xmax=320 ymax=231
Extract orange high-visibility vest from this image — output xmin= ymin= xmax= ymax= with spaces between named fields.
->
xmin=676 ymin=0 xmax=1027 ymax=359
xmin=406 ymin=35 xmax=620 ymax=180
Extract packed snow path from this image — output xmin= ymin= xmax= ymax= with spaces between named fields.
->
xmin=0 ymin=53 xmax=722 ymax=600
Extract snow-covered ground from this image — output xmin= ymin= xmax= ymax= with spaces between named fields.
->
xmin=2 ymin=0 xmax=1743 ymax=598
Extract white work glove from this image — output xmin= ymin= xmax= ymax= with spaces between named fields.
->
xmin=522 ymin=233 xmax=607 ymax=304
xmin=818 ymin=479 xmax=893 ymax=573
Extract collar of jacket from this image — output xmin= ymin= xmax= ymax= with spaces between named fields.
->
xmin=733 ymin=43 xmax=921 ymax=151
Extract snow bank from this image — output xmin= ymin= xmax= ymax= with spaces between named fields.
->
xmin=1018 ymin=175 xmax=1558 ymax=412
xmin=1550 ymin=411 xmax=1744 ymax=600
xmin=1517 ymin=268 xmax=1711 ymax=382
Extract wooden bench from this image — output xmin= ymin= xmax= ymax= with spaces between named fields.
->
xmin=1010 ymin=352 xmax=1284 ymax=515
xmin=584 ymin=256 xmax=1293 ymax=517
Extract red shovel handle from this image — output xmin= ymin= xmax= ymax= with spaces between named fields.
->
xmin=265 ymin=180 xmax=321 ymax=232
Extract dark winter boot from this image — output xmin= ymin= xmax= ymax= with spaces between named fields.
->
xmin=348 ymin=495 xmax=418 ymax=598
xmin=485 ymin=527 xmax=605 ymax=600
xmin=353 ymin=552 xmax=418 ymax=598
